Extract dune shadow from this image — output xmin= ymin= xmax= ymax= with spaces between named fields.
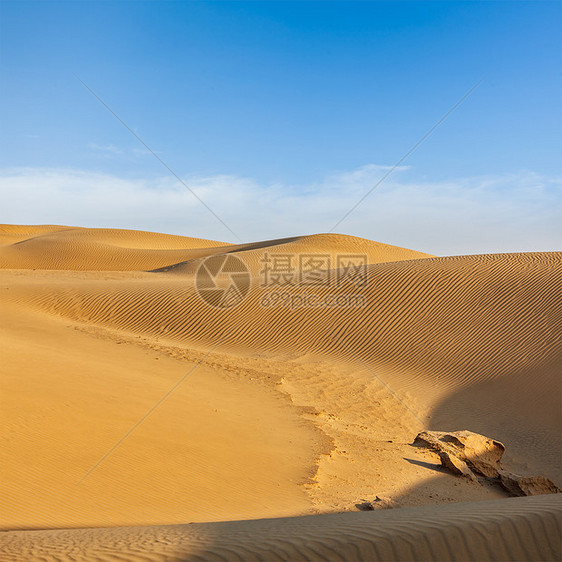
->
xmin=427 ymin=362 xmax=562 ymax=484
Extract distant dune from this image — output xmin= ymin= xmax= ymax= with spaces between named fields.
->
xmin=1 ymin=225 xmax=560 ymax=561
xmin=0 ymin=224 xmax=430 ymax=271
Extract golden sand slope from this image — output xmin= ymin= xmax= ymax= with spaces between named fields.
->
xmin=1 ymin=225 xmax=560 ymax=560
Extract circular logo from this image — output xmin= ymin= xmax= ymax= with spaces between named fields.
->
xmin=195 ymin=254 xmax=251 ymax=309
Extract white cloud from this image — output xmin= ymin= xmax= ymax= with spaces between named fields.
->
xmin=0 ymin=165 xmax=560 ymax=255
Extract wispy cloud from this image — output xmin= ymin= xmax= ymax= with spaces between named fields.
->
xmin=89 ymin=143 xmax=124 ymax=155
xmin=0 ymin=165 xmax=560 ymax=255
xmin=89 ymin=144 xmax=153 ymax=158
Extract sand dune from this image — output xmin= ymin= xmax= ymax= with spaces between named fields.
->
xmin=0 ymin=224 xmax=430 ymax=272
xmin=0 ymin=224 xmax=230 ymax=271
xmin=1 ymin=225 xmax=560 ymax=560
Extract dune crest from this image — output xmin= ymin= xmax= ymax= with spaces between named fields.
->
xmin=2 ymin=496 xmax=560 ymax=561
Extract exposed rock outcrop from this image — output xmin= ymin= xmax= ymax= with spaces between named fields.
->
xmin=413 ymin=430 xmax=561 ymax=497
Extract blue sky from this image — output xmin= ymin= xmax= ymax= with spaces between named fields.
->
xmin=0 ymin=1 xmax=560 ymax=253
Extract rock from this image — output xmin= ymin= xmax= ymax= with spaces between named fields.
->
xmin=413 ymin=429 xmax=561 ymax=497
xmin=414 ymin=430 xmax=504 ymax=478
xmin=499 ymin=473 xmax=561 ymax=497
xmin=356 ymin=496 xmax=400 ymax=511
xmin=355 ymin=501 xmax=374 ymax=511
xmin=438 ymin=450 xmax=477 ymax=482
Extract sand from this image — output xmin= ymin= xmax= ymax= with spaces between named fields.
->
xmin=0 ymin=224 xmax=560 ymax=560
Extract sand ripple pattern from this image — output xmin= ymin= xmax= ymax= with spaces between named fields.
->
xmin=4 ymin=228 xmax=561 ymax=479
xmin=1 ymin=495 xmax=560 ymax=561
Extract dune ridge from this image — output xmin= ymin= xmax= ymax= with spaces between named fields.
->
xmin=1 ymin=495 xmax=560 ymax=561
